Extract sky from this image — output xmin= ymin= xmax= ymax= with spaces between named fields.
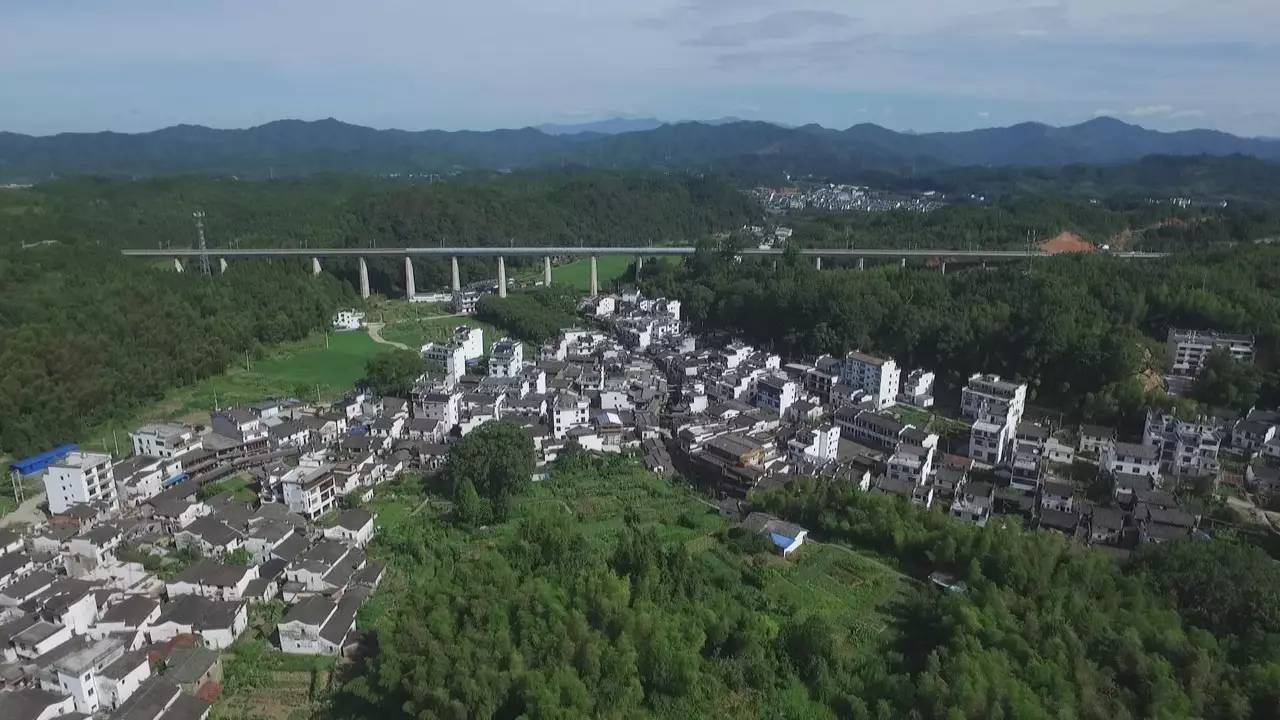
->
xmin=2 ymin=1 xmax=1278 ymax=137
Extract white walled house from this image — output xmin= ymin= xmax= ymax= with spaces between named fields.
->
xmin=886 ymin=443 xmax=936 ymax=487
xmin=753 ymin=376 xmax=798 ymax=418
xmin=488 ymin=338 xmax=525 ymax=377
xmin=413 ymin=389 xmax=462 ymax=433
xmin=898 ymin=369 xmax=935 ymax=408
xmin=961 ymin=374 xmax=1027 ymax=425
xmin=322 ymin=509 xmax=376 ymax=548
xmin=331 ymin=309 xmax=365 ymax=331
xmin=786 ymin=424 xmax=840 ymax=464
xmin=113 ymin=455 xmax=183 ymax=506
xmin=166 ymin=560 xmax=258 ymax=602
xmin=130 ymin=423 xmax=201 ymax=459
xmin=1078 ymin=424 xmax=1115 ymax=455
xmin=149 ymin=595 xmax=248 ymax=650
xmin=1143 ymin=412 xmax=1225 ymax=477
xmin=841 ymin=351 xmax=901 ymax=410
xmin=278 ymin=588 xmax=367 ymax=656
xmin=551 ymin=392 xmax=591 ymax=439
xmin=13 ymin=620 xmax=73 ymax=660
xmin=969 ymin=419 xmax=1010 ymax=465
xmin=423 ymin=341 xmax=468 ymax=382
xmin=280 ymin=465 xmax=338 ymax=522
xmin=0 ymin=688 xmax=75 ymax=720
xmin=44 ymin=451 xmax=117 ymax=515
xmin=1102 ymin=442 xmax=1161 ymax=478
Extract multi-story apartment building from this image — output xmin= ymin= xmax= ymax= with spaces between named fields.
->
xmin=840 ymin=351 xmax=900 ymax=410
xmin=44 ymin=451 xmax=117 ymax=514
xmin=886 ymin=443 xmax=935 ymax=487
xmin=488 ymin=338 xmax=524 ymax=377
xmin=412 ymin=388 xmax=462 ymax=432
xmin=961 ymin=374 xmax=1027 ymax=424
xmin=1166 ymin=328 xmax=1254 ymax=376
xmin=753 ymin=376 xmax=798 ymax=417
xmin=551 ymin=391 xmax=591 ymax=439
xmin=1142 ymin=412 xmax=1224 ymax=477
xmin=968 ymin=419 xmax=1008 ymax=464
xmin=962 ymin=374 xmax=1027 ymax=464
xmin=786 ymin=424 xmax=840 ymax=464
xmin=280 ymin=464 xmax=337 ymax=521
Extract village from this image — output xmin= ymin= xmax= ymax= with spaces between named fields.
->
xmin=1 ymin=287 xmax=1278 ymax=720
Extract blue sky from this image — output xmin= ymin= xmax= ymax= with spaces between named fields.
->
xmin=2 ymin=1 xmax=1277 ymax=136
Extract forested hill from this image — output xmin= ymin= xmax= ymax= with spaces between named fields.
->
xmin=0 ymin=172 xmax=760 ymax=293
xmin=0 ymin=171 xmax=757 ymax=454
xmin=3 ymin=115 xmax=1280 ymax=182
xmin=0 ymin=245 xmax=352 ymax=455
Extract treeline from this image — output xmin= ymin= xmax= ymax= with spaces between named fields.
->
xmin=476 ymin=287 xmax=579 ymax=346
xmin=912 ymin=154 xmax=1280 ymax=203
xmin=782 ymin=196 xmax=1280 ymax=252
xmin=754 ymin=478 xmax=1280 ymax=718
xmin=642 ymin=242 xmax=1280 ymax=430
xmin=0 ymin=171 xmax=759 ymax=295
xmin=333 ymin=454 xmax=1280 ymax=718
xmin=0 ymin=246 xmax=351 ymax=455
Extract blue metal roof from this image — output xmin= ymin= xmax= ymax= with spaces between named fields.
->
xmin=8 ymin=443 xmax=79 ymax=475
xmin=769 ymin=532 xmax=796 ymax=550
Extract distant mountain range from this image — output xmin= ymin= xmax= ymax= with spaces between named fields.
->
xmin=2 ymin=116 xmax=1279 ymax=183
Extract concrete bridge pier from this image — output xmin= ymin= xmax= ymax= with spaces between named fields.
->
xmin=635 ymin=255 xmax=644 ymax=281
xmin=900 ymin=257 xmax=907 ymax=269
xmin=358 ymin=258 xmax=370 ymax=299
xmin=590 ymin=255 xmax=599 ymax=296
xmin=940 ymin=261 xmax=947 ymax=275
xmin=404 ymin=257 xmax=416 ymax=300
xmin=451 ymin=256 xmax=461 ymax=292
xmin=543 ymin=256 xmax=552 ymax=287
xmin=858 ymin=258 xmax=865 ymax=271
xmin=815 ymin=256 xmax=822 ymax=270
xmin=173 ymin=258 xmax=184 ymax=273
xmin=219 ymin=258 xmax=228 ymax=274
xmin=497 ymin=256 xmax=507 ymax=298
xmin=311 ymin=257 xmax=322 ymax=276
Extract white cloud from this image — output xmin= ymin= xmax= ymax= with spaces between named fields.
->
xmin=977 ymin=111 xmax=991 ymax=118
xmin=1125 ymin=104 xmax=1175 ymax=118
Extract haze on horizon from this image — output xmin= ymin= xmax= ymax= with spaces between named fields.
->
xmin=2 ymin=0 xmax=1277 ymax=138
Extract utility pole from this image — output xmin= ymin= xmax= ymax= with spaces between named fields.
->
xmin=193 ymin=210 xmax=211 ymax=276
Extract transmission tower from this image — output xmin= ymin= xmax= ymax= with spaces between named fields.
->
xmin=193 ymin=210 xmax=211 ymax=276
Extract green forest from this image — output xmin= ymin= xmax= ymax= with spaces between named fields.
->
xmin=641 ymin=242 xmax=1280 ymax=429
xmin=0 ymin=171 xmax=754 ymax=457
xmin=779 ymin=197 xmax=1280 ymax=252
xmin=335 ymin=451 xmax=1280 ymax=720
xmin=0 ymin=245 xmax=352 ymax=455
xmin=0 ymin=171 xmax=759 ymax=295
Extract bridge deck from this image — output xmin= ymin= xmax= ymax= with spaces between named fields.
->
xmin=121 ymin=247 xmax=1167 ymax=260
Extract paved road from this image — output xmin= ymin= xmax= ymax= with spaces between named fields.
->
xmin=1 ymin=491 xmax=46 ymax=528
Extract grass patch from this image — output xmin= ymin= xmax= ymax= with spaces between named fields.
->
xmin=81 ymin=331 xmax=382 ymax=453
xmin=378 ymin=314 xmax=511 ymax=353
xmin=199 ymin=473 xmax=258 ymax=503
